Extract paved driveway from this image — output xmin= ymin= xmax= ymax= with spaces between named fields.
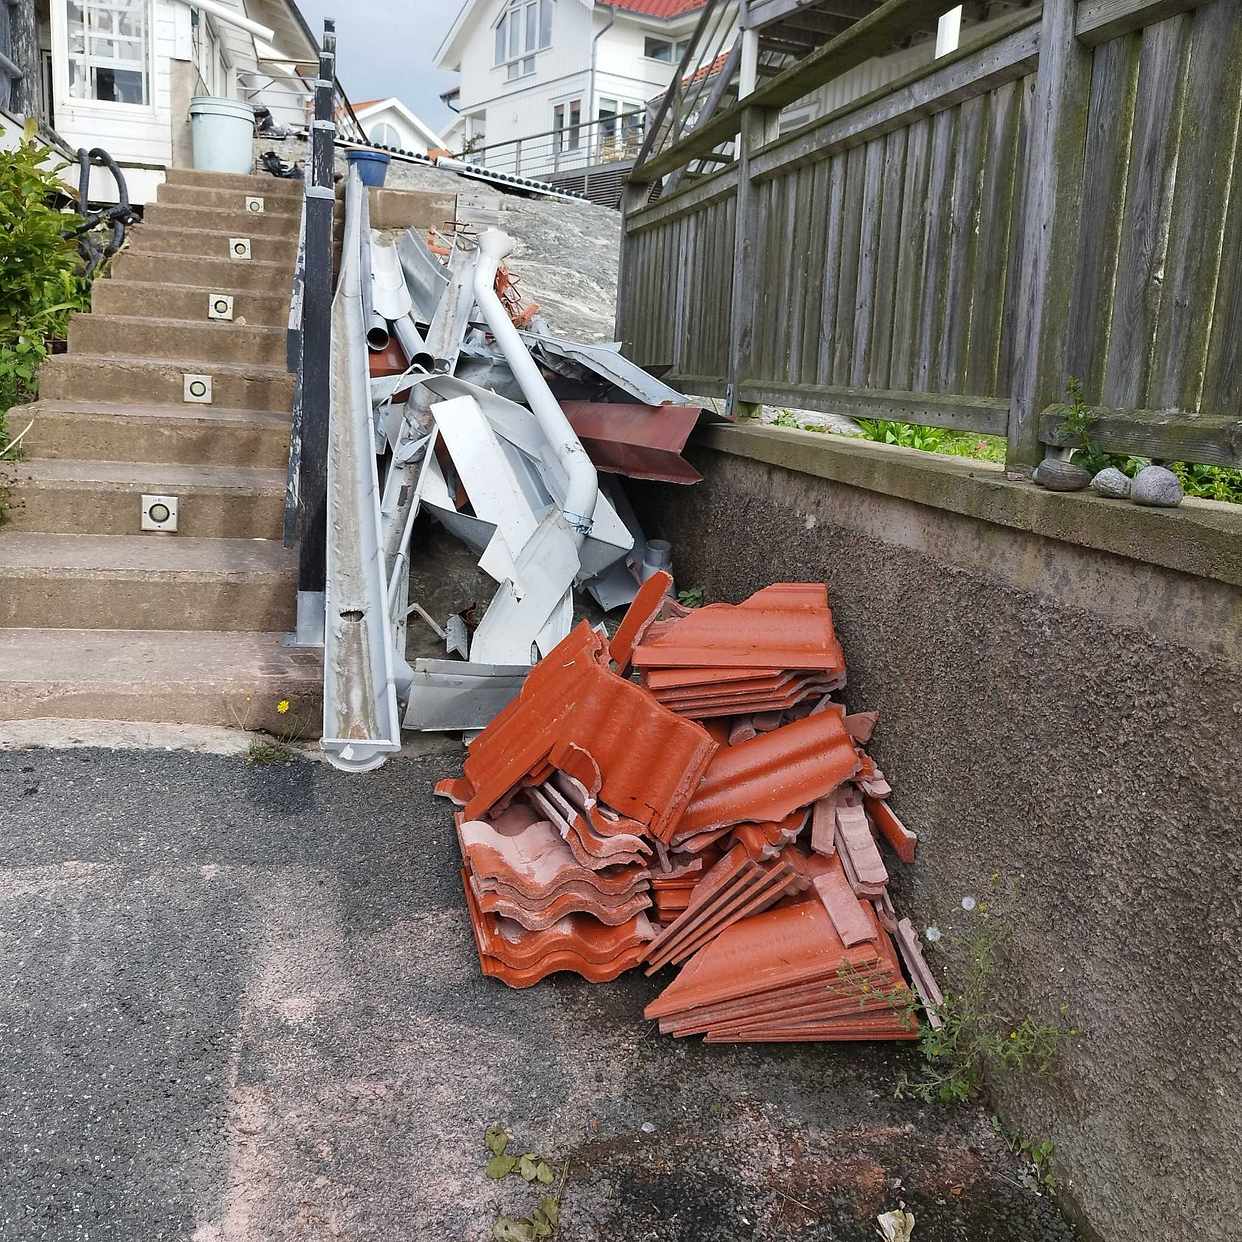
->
xmin=0 ymin=748 xmax=1078 ymax=1241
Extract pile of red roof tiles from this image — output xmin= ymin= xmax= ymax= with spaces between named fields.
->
xmin=436 ymin=575 xmax=942 ymax=1040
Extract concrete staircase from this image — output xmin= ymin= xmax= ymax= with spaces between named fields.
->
xmin=0 ymin=168 xmax=322 ymax=737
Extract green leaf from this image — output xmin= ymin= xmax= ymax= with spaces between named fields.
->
xmin=518 ymin=1153 xmax=540 ymax=1182
xmin=485 ymin=1124 xmax=510 ymax=1156
xmin=535 ymin=1161 xmax=555 ymax=1185
xmin=538 ymin=1197 xmax=560 ymax=1228
xmin=485 ymin=1154 xmax=518 ymax=1179
xmin=493 ymin=1217 xmax=534 ymax=1242
xmin=529 ymin=1209 xmax=553 ymax=1238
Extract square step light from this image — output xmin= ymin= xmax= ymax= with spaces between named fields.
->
xmin=207 ymin=293 xmax=234 ymax=321
xmin=244 ymin=195 xmax=265 ymax=214
xmin=183 ymin=373 xmax=213 ymax=404
xmin=141 ymin=494 xmax=178 ymax=533
xmin=228 ymin=237 xmax=252 ymax=260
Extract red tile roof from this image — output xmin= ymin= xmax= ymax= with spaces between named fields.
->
xmin=607 ymin=0 xmax=708 ymax=17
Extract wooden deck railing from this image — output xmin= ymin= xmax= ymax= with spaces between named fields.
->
xmin=618 ymin=0 xmax=1242 ymax=475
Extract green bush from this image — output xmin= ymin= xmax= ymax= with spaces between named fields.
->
xmin=0 ymin=123 xmax=92 ymax=444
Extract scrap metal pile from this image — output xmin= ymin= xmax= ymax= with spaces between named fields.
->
xmin=436 ymin=575 xmax=945 ymax=1043
xmin=321 ymin=166 xmax=707 ymax=772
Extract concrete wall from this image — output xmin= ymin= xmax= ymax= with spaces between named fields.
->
xmin=630 ymin=425 xmax=1242 ymax=1242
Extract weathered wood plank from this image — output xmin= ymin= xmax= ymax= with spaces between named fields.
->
xmin=735 ymin=382 xmax=1011 ymax=435
xmin=1075 ymin=0 xmax=1203 ymax=46
xmin=1039 ymin=404 xmax=1242 ymax=466
xmin=1202 ymin=110 xmax=1242 ymax=415
xmin=995 ymin=73 xmax=1035 ymax=399
xmin=939 ymin=92 xmax=987 ymax=392
xmin=800 ymin=158 xmax=831 ymax=386
xmin=786 ymin=165 xmax=814 ymax=384
xmin=832 ymin=143 xmax=868 ymax=383
xmin=631 ymin=0 xmax=960 ymax=183
xmin=965 ymin=79 xmax=1021 ymax=396
xmin=1150 ymin=0 xmax=1242 ymax=412
xmin=1101 ymin=15 xmax=1191 ymax=408
xmin=815 ymin=153 xmax=848 ymax=383
xmin=868 ymin=127 xmax=908 ymax=389
xmin=1006 ymin=0 xmax=1094 ymax=470
xmin=914 ymin=107 xmax=957 ymax=392
xmin=848 ymin=139 xmax=886 ymax=387
xmin=627 ymin=163 xmax=739 ymax=233
xmin=728 ymin=104 xmax=783 ymax=414
xmin=750 ymin=14 xmax=1041 ymax=180
xmin=1064 ymin=35 xmax=1140 ymax=399
xmin=758 ymin=176 xmax=782 ymax=379
xmin=888 ymin=116 xmax=931 ymax=390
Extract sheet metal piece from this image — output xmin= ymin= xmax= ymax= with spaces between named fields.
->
xmin=396 ymin=226 xmax=450 ymax=323
xmin=561 ymin=402 xmax=703 ymax=485
xmin=321 ymin=166 xmax=402 ymax=773
xmin=404 ymin=658 xmax=528 ymax=732
xmin=521 ymin=328 xmax=690 ymax=407
xmin=369 ymin=231 xmax=412 ymax=322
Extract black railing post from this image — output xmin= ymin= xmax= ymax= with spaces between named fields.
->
xmin=294 ymin=21 xmax=337 ymax=612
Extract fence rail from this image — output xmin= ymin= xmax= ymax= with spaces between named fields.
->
xmin=618 ymin=0 xmax=1242 ymax=474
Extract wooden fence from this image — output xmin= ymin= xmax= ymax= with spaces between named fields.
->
xmin=618 ymin=0 xmax=1242 ymax=472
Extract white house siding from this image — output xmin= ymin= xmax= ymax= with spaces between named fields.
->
xmin=50 ymin=0 xmax=180 ymax=171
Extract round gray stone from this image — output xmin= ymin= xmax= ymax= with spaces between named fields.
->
xmin=1132 ymin=464 xmax=1184 ymax=508
xmin=1034 ymin=456 xmax=1091 ymax=491
xmin=1091 ymin=467 xmax=1132 ymax=499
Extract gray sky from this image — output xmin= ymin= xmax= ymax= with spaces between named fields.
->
xmin=296 ymin=0 xmax=463 ymax=132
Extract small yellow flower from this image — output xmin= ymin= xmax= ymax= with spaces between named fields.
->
xmin=276 ymin=699 xmax=290 ymax=715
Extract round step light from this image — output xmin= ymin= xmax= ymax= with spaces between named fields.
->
xmin=141 ymin=494 xmax=179 ymax=533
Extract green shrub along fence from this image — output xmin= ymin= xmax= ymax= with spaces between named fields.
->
xmin=617 ymin=0 xmax=1242 ymax=479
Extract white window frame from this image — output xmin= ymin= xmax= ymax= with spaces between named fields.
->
xmin=52 ymin=0 xmax=155 ymax=112
xmin=369 ymin=120 xmax=402 ymax=148
xmin=493 ymin=0 xmax=552 ymax=80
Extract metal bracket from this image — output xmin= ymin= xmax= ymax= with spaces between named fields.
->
xmin=312 ymin=119 xmax=335 ymax=131
xmin=305 ymin=185 xmax=335 ymax=200
xmin=207 ymin=293 xmax=234 ymax=321
xmin=228 ymin=237 xmax=252 ymax=260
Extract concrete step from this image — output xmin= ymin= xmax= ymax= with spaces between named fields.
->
xmin=92 ymin=279 xmax=292 ymax=327
xmin=111 ymin=249 xmax=293 ymax=293
xmin=69 ymin=314 xmax=288 ymax=368
xmin=155 ymin=180 xmax=302 ymax=214
xmin=4 ymin=459 xmax=285 ymax=538
xmin=0 ymin=533 xmax=296 ymax=631
xmin=143 ymin=201 xmax=302 ymax=237
xmin=163 ymin=167 xmax=304 ymax=196
xmin=0 ymin=627 xmax=321 ymax=736
xmin=12 ymin=400 xmax=290 ymax=468
xmin=127 ymin=224 xmax=298 ymax=266
xmin=41 ymin=353 xmax=294 ymax=413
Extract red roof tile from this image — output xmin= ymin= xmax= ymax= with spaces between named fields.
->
xmin=608 ymin=0 xmax=707 ymax=17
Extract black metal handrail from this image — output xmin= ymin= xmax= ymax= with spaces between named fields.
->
xmin=64 ymin=148 xmax=139 ymax=276
xmin=283 ymin=18 xmax=337 ymax=616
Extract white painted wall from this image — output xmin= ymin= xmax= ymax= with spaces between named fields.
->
xmin=359 ymin=105 xmax=430 ymax=155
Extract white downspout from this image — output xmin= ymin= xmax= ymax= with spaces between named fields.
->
xmin=588 ymin=4 xmax=616 ymax=160
xmin=472 ymin=228 xmax=598 ymax=538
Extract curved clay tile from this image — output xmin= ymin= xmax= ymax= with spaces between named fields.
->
xmin=477 ymin=944 xmax=652 ymax=990
xmin=672 ymin=712 xmax=859 ymax=837
xmin=471 ymin=880 xmax=653 ymax=931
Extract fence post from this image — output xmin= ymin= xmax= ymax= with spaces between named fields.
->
xmin=7 ymin=0 xmax=38 ymax=116
xmin=294 ymin=22 xmax=337 ymax=616
xmin=727 ymin=103 xmax=780 ymax=420
xmin=1005 ymin=0 xmax=1092 ymax=475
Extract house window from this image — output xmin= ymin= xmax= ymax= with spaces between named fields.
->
xmin=66 ymin=0 xmax=149 ymax=104
xmin=370 ymin=121 xmax=402 ymax=148
xmin=597 ymin=98 xmax=642 ymax=159
xmin=645 ymin=36 xmax=692 ymax=64
xmin=553 ymin=97 xmax=580 ymax=154
xmin=494 ymin=0 xmax=552 ymax=80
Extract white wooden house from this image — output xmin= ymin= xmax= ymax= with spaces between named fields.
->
xmin=3 ymin=0 xmax=320 ymax=203
xmin=350 ymin=95 xmax=446 ymax=156
xmin=435 ymin=0 xmax=721 ymax=182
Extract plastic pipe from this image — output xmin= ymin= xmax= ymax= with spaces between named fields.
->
xmin=472 ymin=228 xmax=597 ymax=538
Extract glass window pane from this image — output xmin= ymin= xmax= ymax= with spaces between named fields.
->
xmin=539 ymin=0 xmax=552 ymax=49
xmin=509 ymin=11 xmax=520 ymax=59
xmin=524 ymin=2 xmax=536 ymax=53
xmin=645 ymin=37 xmax=671 ymax=62
xmin=495 ymin=15 xmax=505 ymax=63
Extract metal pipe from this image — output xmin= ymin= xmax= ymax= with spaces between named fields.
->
xmin=472 ymin=228 xmax=597 ymax=537
xmin=587 ymin=4 xmax=617 ymax=164
xmin=169 ymin=0 xmax=275 ymax=42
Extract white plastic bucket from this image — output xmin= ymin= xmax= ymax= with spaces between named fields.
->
xmin=189 ymin=97 xmax=255 ymax=174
